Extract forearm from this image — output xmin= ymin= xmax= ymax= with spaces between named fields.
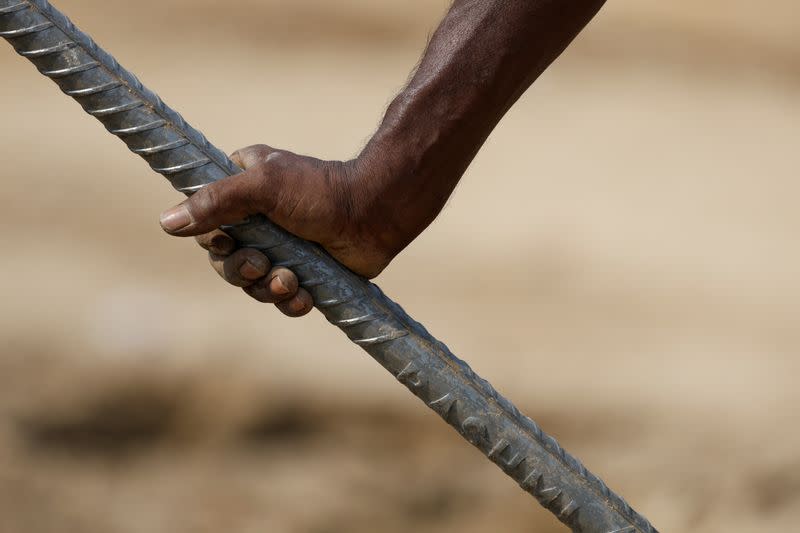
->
xmin=161 ymin=0 xmax=608 ymax=283
xmin=356 ymin=0 xmax=606 ymax=249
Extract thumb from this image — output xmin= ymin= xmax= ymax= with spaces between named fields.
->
xmin=159 ymin=167 xmax=273 ymax=236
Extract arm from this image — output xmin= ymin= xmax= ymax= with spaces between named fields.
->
xmin=159 ymin=0 xmax=606 ymax=316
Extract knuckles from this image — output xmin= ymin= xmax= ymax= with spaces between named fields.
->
xmin=236 ymin=144 xmax=278 ymax=169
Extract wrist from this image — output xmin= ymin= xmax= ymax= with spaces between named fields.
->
xmin=344 ymin=147 xmax=411 ymax=259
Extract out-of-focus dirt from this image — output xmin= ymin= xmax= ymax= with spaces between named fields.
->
xmin=0 ymin=1 xmax=798 ymax=532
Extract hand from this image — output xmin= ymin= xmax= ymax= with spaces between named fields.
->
xmin=159 ymin=144 xmax=401 ymax=317
xmin=158 ymin=0 xmax=605 ymax=319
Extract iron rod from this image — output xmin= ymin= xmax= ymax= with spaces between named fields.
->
xmin=0 ymin=2 xmax=657 ymax=531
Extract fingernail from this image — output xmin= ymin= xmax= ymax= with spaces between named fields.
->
xmin=272 ymin=276 xmax=290 ymax=295
xmin=240 ymin=259 xmax=264 ymax=279
xmin=160 ymin=205 xmax=192 ymax=232
xmin=291 ymin=298 xmax=307 ymax=313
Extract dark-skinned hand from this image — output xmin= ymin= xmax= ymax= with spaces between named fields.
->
xmin=158 ymin=0 xmax=606 ymax=318
xmin=159 ymin=145 xmax=400 ymax=317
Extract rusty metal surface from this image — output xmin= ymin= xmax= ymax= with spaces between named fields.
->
xmin=0 ymin=2 xmax=657 ymax=531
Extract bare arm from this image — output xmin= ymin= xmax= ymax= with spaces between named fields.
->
xmin=159 ymin=0 xmax=606 ymax=316
xmin=358 ymin=0 xmax=605 ymax=256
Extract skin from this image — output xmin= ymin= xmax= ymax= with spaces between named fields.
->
xmin=160 ymin=0 xmax=607 ymax=317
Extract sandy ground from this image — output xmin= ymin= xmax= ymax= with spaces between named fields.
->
xmin=0 ymin=1 xmax=798 ymax=532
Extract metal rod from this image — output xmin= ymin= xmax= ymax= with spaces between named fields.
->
xmin=0 ymin=2 xmax=657 ymax=531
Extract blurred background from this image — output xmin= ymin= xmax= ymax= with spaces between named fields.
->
xmin=1 ymin=1 xmax=798 ymax=531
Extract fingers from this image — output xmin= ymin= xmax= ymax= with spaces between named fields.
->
xmin=230 ymin=144 xmax=278 ymax=170
xmin=159 ymin=145 xmax=287 ymax=237
xmin=159 ymin=172 xmax=264 ymax=236
xmin=208 ymin=250 xmax=313 ymax=317
xmin=242 ymin=267 xmax=298 ymax=303
xmin=195 ymin=229 xmax=236 ymax=256
xmin=274 ymin=287 xmax=314 ymax=318
xmin=243 ymin=266 xmax=314 ymax=317
xmin=161 ymin=143 xmax=313 ymax=317
xmin=209 ymin=248 xmax=271 ymax=287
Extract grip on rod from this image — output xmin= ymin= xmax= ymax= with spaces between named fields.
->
xmin=0 ymin=2 xmax=657 ymax=532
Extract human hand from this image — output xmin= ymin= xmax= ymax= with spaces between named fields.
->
xmin=159 ymin=144 xmax=401 ymax=317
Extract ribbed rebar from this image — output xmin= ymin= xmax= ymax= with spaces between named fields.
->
xmin=0 ymin=2 xmax=657 ymax=531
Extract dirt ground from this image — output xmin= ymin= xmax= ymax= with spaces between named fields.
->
xmin=1 ymin=1 xmax=798 ymax=532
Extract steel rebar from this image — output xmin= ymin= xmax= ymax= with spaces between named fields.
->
xmin=0 ymin=2 xmax=658 ymax=531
